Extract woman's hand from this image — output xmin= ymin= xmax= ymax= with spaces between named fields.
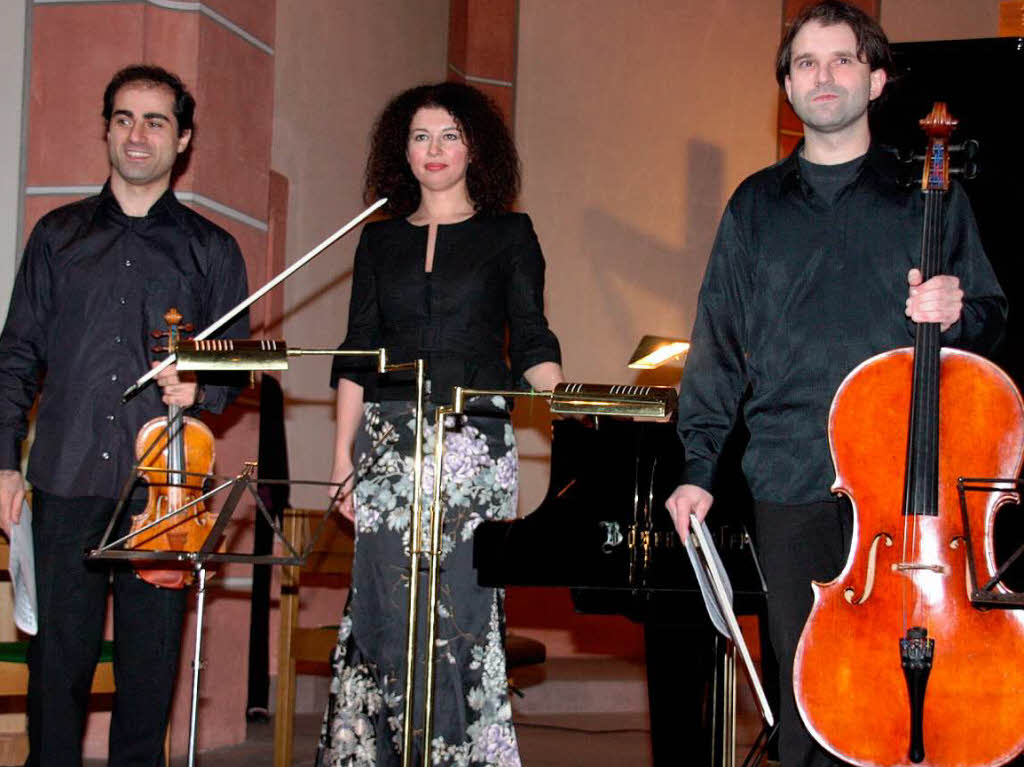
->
xmin=329 ymin=459 xmax=356 ymax=522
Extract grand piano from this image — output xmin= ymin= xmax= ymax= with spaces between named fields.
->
xmin=473 ymin=413 xmax=773 ymax=766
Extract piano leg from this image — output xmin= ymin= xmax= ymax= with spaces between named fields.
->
xmin=644 ymin=619 xmax=717 ymax=766
xmin=645 ymin=613 xmax=779 ymax=767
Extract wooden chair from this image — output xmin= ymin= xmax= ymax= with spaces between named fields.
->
xmin=273 ymin=508 xmax=354 ymax=767
xmin=0 ymin=539 xmax=168 ymax=766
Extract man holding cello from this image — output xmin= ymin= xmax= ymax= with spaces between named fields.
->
xmin=665 ymin=2 xmax=1006 ymax=765
xmin=0 ymin=66 xmax=249 ymax=766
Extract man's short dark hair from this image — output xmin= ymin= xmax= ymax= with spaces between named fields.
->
xmin=775 ymin=0 xmax=893 ymax=88
xmin=102 ymin=65 xmax=195 ymax=135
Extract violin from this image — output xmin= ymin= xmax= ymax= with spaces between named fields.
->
xmin=793 ymin=104 xmax=1024 ymax=767
xmin=130 ymin=307 xmax=216 ymax=589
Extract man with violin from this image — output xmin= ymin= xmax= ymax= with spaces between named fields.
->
xmin=665 ymin=2 xmax=1006 ymax=765
xmin=0 ymin=66 xmax=249 ymax=766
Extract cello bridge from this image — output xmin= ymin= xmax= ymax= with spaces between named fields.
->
xmin=892 ymin=562 xmax=947 ymax=574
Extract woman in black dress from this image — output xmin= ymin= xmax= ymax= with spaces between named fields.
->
xmin=318 ymin=82 xmax=564 ymax=767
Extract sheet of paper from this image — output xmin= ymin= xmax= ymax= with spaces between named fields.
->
xmin=9 ymin=500 xmax=36 ymax=635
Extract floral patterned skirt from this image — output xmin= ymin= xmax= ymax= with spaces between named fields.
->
xmin=317 ymin=399 xmax=521 ymax=767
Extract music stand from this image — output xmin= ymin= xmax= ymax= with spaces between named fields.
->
xmin=88 ymin=461 xmax=350 ymax=767
xmin=957 ymin=476 xmax=1024 ymax=608
xmin=90 ymin=345 xmax=418 ymax=766
xmin=685 ymin=513 xmax=776 ymax=766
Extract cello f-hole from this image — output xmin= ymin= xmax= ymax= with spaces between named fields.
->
xmin=844 ymin=532 xmax=893 ymax=605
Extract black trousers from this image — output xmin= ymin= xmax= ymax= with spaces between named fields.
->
xmin=27 ymin=489 xmax=187 ymax=767
xmin=754 ymin=498 xmax=852 ymax=767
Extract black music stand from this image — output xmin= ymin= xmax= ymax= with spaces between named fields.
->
xmin=686 ymin=514 xmax=777 ymax=767
xmin=957 ymin=476 xmax=1024 ymax=608
xmin=88 ymin=461 xmax=347 ymax=767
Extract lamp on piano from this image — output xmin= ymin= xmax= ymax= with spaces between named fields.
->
xmin=627 ymin=335 xmax=690 ymax=369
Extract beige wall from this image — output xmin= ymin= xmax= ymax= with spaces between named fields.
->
xmin=273 ymin=0 xmax=449 ymax=510
xmin=0 ymin=1 xmax=27 ymax=318
xmin=882 ymin=0 xmax=999 ymax=41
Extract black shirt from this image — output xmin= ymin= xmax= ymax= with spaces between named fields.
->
xmin=0 ymin=182 xmax=250 ymax=499
xmin=330 ymin=212 xmax=561 ymax=403
xmin=677 ymin=143 xmax=1006 ymax=504
xmin=798 ymin=153 xmax=862 ymax=205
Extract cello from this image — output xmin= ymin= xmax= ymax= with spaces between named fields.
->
xmin=793 ymin=104 xmax=1024 ymax=767
xmin=130 ymin=307 xmax=216 ymax=589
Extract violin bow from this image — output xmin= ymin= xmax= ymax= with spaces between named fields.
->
xmin=121 ymin=197 xmax=388 ymax=402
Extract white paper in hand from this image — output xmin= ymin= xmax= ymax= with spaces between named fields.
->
xmin=10 ymin=500 xmax=37 ymax=635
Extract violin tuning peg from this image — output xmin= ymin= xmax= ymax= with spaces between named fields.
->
xmin=152 ymin=344 xmax=169 ymax=354
xmin=151 ymin=329 xmax=168 ymax=339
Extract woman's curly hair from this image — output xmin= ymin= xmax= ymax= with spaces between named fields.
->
xmin=364 ymin=82 xmax=520 ymax=216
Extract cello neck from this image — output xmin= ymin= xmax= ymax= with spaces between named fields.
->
xmin=903 ymin=103 xmax=957 ymax=520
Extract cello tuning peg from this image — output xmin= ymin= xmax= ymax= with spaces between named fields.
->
xmin=152 ymin=344 xmax=169 ymax=354
xmin=950 ymin=139 xmax=980 ymax=159
xmin=950 ymin=161 xmax=979 ymax=180
xmin=151 ymin=329 xmax=170 ymax=340
xmin=878 ymin=145 xmax=917 ymax=163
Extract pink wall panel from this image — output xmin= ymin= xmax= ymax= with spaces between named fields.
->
xmin=142 ymin=7 xmax=201 ymax=191
xmin=143 ymin=6 xmax=201 ymax=101
xmin=448 ymin=0 xmax=469 ymax=72
xmin=262 ymin=170 xmax=289 ymax=337
xmin=447 ymin=1 xmax=516 ymax=127
xmin=205 ymin=0 xmax=276 ymax=48
xmin=27 ymin=5 xmax=144 ymax=186
xmin=193 ymin=20 xmax=273 ymax=219
xmin=464 ymin=0 xmax=516 ymax=82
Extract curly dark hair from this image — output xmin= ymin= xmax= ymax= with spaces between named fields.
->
xmin=103 ymin=65 xmax=195 ymax=135
xmin=775 ymin=0 xmax=893 ymax=88
xmin=364 ymin=82 xmax=520 ymax=216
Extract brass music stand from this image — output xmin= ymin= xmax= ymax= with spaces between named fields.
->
xmin=412 ymin=382 xmax=677 ymax=767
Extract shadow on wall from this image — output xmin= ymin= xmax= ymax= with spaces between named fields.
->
xmin=574 ymin=138 xmax=724 ymax=387
xmin=252 ymin=265 xmax=354 ymax=338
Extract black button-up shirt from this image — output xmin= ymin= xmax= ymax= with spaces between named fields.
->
xmin=330 ymin=212 xmax=561 ymax=403
xmin=678 ymin=144 xmax=1006 ymax=504
xmin=0 ymin=182 xmax=250 ymax=499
